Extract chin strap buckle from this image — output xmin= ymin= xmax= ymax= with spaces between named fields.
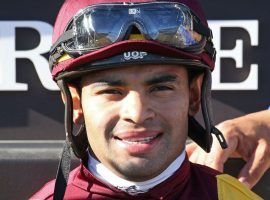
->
xmin=211 ymin=126 xmax=228 ymax=149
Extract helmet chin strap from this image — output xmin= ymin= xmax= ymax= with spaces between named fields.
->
xmin=57 ymin=79 xmax=88 ymax=158
xmin=53 ymin=79 xmax=88 ymax=200
xmin=188 ymin=69 xmax=227 ymax=152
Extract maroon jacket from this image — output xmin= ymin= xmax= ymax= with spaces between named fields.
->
xmin=31 ymin=155 xmax=220 ymax=200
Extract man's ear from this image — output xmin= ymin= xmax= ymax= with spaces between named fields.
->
xmin=61 ymin=84 xmax=84 ymax=124
xmin=189 ymin=74 xmax=204 ymax=116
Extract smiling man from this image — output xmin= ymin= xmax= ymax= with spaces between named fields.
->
xmin=31 ymin=0 xmax=262 ymax=199
xmin=80 ymin=65 xmax=191 ymax=182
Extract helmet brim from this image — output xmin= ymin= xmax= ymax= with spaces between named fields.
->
xmin=52 ymin=40 xmax=214 ymax=80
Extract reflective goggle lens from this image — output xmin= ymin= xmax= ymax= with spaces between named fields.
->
xmin=51 ymin=2 xmax=213 ymax=63
xmin=143 ymin=6 xmax=202 ymax=48
xmin=71 ymin=8 xmax=126 ymax=50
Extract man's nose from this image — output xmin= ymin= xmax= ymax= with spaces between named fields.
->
xmin=119 ymin=91 xmax=155 ymax=124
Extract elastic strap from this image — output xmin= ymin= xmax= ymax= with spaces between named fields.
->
xmin=193 ymin=20 xmax=212 ymax=38
xmin=53 ymin=139 xmax=71 ymax=200
xmin=53 ymin=79 xmax=73 ymax=200
xmin=188 ymin=69 xmax=227 ymax=152
xmin=57 ymin=79 xmax=88 ymax=158
xmin=53 ymin=80 xmax=88 ymax=199
xmin=49 ymin=30 xmax=74 ymax=71
xmin=50 ymin=29 xmax=73 ymax=54
xmin=204 ymin=42 xmax=216 ymax=61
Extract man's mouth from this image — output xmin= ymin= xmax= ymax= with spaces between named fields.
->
xmin=113 ymin=132 xmax=162 ymax=154
xmin=114 ymin=134 xmax=161 ymax=144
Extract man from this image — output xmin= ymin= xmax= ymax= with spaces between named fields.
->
xmin=31 ymin=0 xmax=262 ymax=199
xmin=187 ymin=109 xmax=270 ymax=189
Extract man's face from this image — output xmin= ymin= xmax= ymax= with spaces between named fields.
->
xmin=75 ymin=64 xmax=201 ymax=181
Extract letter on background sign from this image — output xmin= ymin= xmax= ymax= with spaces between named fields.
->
xmin=0 ymin=21 xmax=58 ymax=91
xmin=209 ymin=20 xmax=259 ymax=90
xmin=0 ymin=20 xmax=259 ymax=91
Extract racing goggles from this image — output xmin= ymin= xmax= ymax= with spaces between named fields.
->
xmin=50 ymin=2 xmax=215 ymax=65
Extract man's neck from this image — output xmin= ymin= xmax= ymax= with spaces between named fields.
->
xmin=88 ymin=150 xmax=186 ymax=195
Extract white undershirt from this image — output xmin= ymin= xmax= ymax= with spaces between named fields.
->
xmin=88 ymin=150 xmax=186 ymax=195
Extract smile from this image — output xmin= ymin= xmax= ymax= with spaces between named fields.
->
xmin=117 ymin=135 xmax=159 ymax=144
xmin=113 ymin=132 xmax=162 ymax=154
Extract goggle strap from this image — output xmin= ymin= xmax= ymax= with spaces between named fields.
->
xmin=204 ymin=42 xmax=216 ymax=61
xmin=49 ymin=51 xmax=62 ymax=71
xmin=49 ymin=30 xmax=74 ymax=70
xmin=50 ymin=29 xmax=74 ymax=54
xmin=193 ymin=22 xmax=212 ymax=38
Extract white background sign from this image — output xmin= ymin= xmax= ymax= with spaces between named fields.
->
xmin=0 ymin=20 xmax=259 ymax=91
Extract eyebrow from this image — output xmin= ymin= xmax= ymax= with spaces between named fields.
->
xmin=145 ymin=74 xmax=178 ymax=85
xmin=91 ymin=78 xmax=125 ymax=87
xmin=89 ymin=74 xmax=179 ymax=87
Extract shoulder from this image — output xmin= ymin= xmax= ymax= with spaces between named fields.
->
xmin=186 ymin=162 xmax=220 ymax=199
xmin=29 ymin=179 xmax=55 ymax=200
xmin=216 ymin=174 xmax=263 ymax=200
xmin=188 ymin=163 xmax=262 ymax=200
xmin=29 ymin=165 xmax=82 ymax=200
xmin=189 ymin=162 xmax=221 ymax=180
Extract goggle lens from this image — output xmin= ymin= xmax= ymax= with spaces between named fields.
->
xmin=71 ymin=8 xmax=126 ymax=50
xmin=50 ymin=2 xmax=213 ymax=64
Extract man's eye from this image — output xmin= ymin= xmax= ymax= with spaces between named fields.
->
xmin=151 ymin=85 xmax=173 ymax=92
xmin=99 ymin=89 xmax=122 ymax=95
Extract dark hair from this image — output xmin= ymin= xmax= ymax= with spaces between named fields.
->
xmin=188 ymin=67 xmax=204 ymax=85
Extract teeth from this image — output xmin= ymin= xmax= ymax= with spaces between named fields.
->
xmin=121 ymin=136 xmax=156 ymax=144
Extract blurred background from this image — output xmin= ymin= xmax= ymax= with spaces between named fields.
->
xmin=0 ymin=0 xmax=269 ymax=199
